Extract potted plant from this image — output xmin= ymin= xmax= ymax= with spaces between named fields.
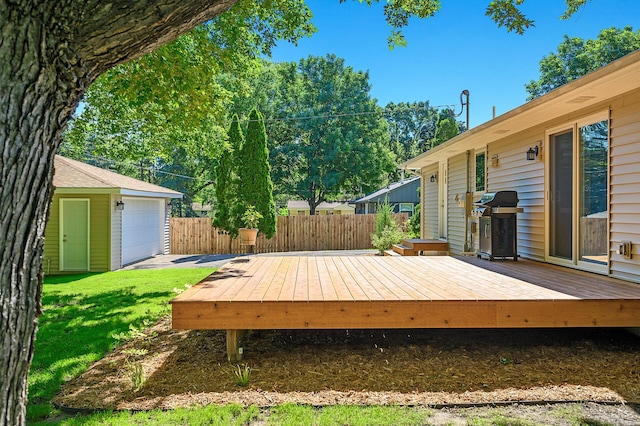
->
xmin=238 ymin=205 xmax=263 ymax=246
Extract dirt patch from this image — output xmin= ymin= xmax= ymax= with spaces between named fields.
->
xmin=54 ymin=316 xmax=640 ymax=412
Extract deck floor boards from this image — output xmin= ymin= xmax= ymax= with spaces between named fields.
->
xmin=171 ymin=255 xmax=640 ymax=331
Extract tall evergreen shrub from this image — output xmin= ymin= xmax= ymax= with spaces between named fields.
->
xmin=236 ymin=108 xmax=277 ymax=238
xmin=213 ymin=115 xmax=243 ymax=238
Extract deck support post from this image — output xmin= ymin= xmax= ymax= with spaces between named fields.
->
xmin=226 ymin=329 xmax=247 ymax=362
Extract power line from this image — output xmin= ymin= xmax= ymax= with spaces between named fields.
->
xmin=233 ymin=103 xmax=457 ymax=124
xmin=80 ymin=153 xmax=214 ymax=183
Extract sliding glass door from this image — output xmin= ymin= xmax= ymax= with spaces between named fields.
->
xmin=549 ymin=129 xmax=574 ymax=260
xmin=547 ymin=113 xmax=609 ymax=273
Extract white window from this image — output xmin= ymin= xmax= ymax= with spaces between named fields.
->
xmin=475 ymin=151 xmax=486 ymax=192
xmin=399 ymin=203 xmax=415 ymax=217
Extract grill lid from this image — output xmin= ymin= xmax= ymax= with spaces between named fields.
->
xmin=475 ymin=190 xmax=519 ymax=207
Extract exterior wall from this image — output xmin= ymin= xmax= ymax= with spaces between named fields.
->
xmin=610 ymin=89 xmax=640 ymax=282
xmin=369 ymin=180 xmax=420 ymax=204
xmin=472 ymin=88 xmax=640 ymax=283
xmin=421 ymin=165 xmax=439 ymax=239
xmin=447 ymin=153 xmax=468 ymax=254
xmin=484 ymin=127 xmax=546 ymax=260
xmin=44 ymin=193 xmax=111 ymax=274
xmin=163 ymin=199 xmax=171 ymax=254
xmin=110 ymin=194 xmax=122 ymax=271
xmin=354 ymin=203 xmax=376 ymax=214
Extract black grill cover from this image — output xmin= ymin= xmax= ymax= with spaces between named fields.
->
xmin=476 ymin=191 xmax=519 ymax=207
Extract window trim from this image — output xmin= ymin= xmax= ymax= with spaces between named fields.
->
xmin=475 ymin=149 xmax=486 ymax=193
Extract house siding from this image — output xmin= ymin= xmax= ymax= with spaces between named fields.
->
xmin=421 ymin=165 xmax=439 ymax=239
xmin=111 ymin=194 xmax=123 ymax=271
xmin=163 ymin=200 xmax=171 ymax=254
xmin=484 ymin=128 xmax=546 ymax=260
xmin=43 ymin=196 xmax=61 ymax=275
xmin=610 ymin=89 xmax=640 ymax=283
xmin=447 ymin=153 xmax=468 ymax=254
xmin=44 ymin=193 xmax=111 ymax=274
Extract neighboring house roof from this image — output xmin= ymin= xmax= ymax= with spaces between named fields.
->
xmin=287 ymin=200 xmax=354 ymax=211
xmin=53 ymin=155 xmax=183 ymax=198
xmin=352 ymin=175 xmax=420 ymax=204
xmin=401 ymin=50 xmax=640 ymax=170
xmin=192 ymin=203 xmax=212 ymax=211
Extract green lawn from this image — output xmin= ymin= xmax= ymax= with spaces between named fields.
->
xmin=28 ymin=267 xmax=436 ymax=426
xmin=29 ymin=268 xmax=216 ymax=423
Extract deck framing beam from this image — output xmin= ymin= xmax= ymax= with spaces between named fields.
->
xmin=172 ymin=299 xmax=640 ymax=330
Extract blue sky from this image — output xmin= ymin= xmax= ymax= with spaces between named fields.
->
xmin=269 ymin=0 xmax=640 ymax=126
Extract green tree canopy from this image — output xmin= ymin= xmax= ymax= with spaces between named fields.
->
xmin=60 ymin=0 xmax=316 ymax=209
xmin=383 ymin=102 xmax=439 ymax=169
xmin=526 ymin=26 xmax=640 ymax=100
xmin=383 ymin=102 xmax=465 ymax=179
xmin=433 ymin=111 xmax=461 ymax=145
xmin=236 ymin=55 xmax=395 ymax=214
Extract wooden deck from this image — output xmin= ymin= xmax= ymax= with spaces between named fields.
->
xmin=170 ymin=255 xmax=640 ymax=360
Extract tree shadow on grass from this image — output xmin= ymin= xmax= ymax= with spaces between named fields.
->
xmin=29 ymin=283 xmax=174 ymax=407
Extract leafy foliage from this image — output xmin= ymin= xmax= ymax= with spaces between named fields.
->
xmin=383 ymin=102 xmax=464 ymax=180
xmin=60 ymin=0 xmax=315 ymax=211
xmin=213 ymin=117 xmax=243 ymax=237
xmin=233 ymin=56 xmax=395 ymax=213
xmin=526 ymin=26 xmax=640 ymax=100
xmin=241 ymin=205 xmax=264 ymax=229
xmin=232 ymin=364 xmax=252 ymax=387
xmin=433 ymin=112 xmax=461 ymax=145
xmin=485 ymin=0 xmax=592 ymax=35
xmin=236 ymin=109 xmax=277 ymax=238
xmin=371 ymin=200 xmax=404 ymax=254
xmin=485 ymin=0 xmax=534 ymax=35
xmin=407 ymin=204 xmax=421 ymax=238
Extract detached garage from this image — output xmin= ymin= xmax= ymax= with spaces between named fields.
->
xmin=44 ymin=156 xmax=182 ymax=274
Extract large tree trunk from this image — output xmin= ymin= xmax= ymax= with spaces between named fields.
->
xmin=0 ymin=1 xmax=236 ymax=424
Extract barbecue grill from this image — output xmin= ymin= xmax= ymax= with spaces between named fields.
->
xmin=472 ymin=191 xmax=523 ymax=261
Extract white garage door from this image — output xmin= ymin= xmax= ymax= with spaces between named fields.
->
xmin=122 ymin=198 xmax=164 ymax=265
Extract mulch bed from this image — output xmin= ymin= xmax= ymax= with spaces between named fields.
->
xmin=53 ymin=316 xmax=640 ymax=411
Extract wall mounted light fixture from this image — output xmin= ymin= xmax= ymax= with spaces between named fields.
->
xmin=526 ymin=145 xmax=539 ymax=161
xmin=116 ymin=201 xmax=125 ymax=211
xmin=430 ymin=173 xmax=438 ymax=183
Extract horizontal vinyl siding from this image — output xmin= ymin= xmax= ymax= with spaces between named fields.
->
xmin=421 ymin=166 xmax=439 ymax=239
xmin=447 ymin=153 xmax=467 ymax=254
xmin=44 ymin=193 xmax=111 ymax=274
xmin=111 ymin=195 xmax=122 ymax=271
xmin=44 ymin=195 xmax=61 ymax=274
xmin=486 ymin=129 xmax=545 ymax=260
xmin=610 ymin=89 xmax=640 ymax=283
xmin=163 ymin=200 xmax=171 ymax=254
xmin=89 ymin=194 xmax=111 ymax=272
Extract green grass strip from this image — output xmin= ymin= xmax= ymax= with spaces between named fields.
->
xmin=28 ymin=268 xmax=215 ymax=423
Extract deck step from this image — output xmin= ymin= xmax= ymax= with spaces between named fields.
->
xmin=401 ymin=239 xmax=449 ymax=254
xmin=392 ymin=244 xmax=417 ymax=256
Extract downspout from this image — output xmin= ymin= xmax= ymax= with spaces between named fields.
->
xmin=464 ymin=150 xmax=471 ymax=252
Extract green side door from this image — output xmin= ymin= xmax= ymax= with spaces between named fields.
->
xmin=60 ymin=199 xmax=90 ymax=271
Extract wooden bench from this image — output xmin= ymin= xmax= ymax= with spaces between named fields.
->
xmin=392 ymin=239 xmax=449 ymax=256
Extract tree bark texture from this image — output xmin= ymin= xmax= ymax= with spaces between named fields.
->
xmin=0 ymin=1 xmax=236 ymax=424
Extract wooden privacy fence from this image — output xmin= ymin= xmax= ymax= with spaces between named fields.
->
xmin=170 ymin=214 xmax=408 ymax=255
